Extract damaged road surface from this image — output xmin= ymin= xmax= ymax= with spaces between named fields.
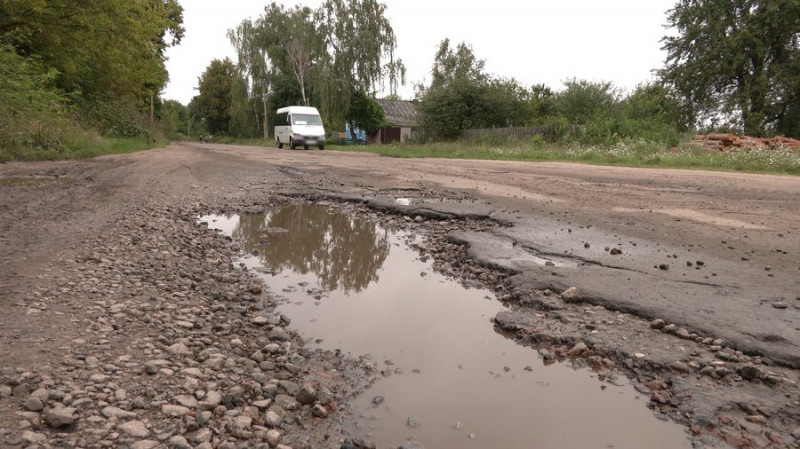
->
xmin=1 ymin=142 xmax=799 ymax=448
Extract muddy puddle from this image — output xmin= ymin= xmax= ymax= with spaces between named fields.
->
xmin=201 ymin=204 xmax=691 ymax=449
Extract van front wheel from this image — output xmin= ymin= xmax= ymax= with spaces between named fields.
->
xmin=289 ymin=138 xmax=296 ymax=150
xmin=318 ymin=145 xmax=325 ymax=150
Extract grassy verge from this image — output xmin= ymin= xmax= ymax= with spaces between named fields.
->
xmin=332 ymin=140 xmax=800 ymax=175
xmin=0 ymin=133 xmax=168 ymax=163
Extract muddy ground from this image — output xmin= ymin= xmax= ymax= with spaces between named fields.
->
xmin=1 ymin=142 xmax=799 ymax=448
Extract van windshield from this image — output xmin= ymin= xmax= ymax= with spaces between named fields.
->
xmin=291 ymin=114 xmax=323 ymax=126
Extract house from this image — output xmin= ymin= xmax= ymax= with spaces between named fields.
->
xmin=373 ymin=99 xmax=421 ymax=144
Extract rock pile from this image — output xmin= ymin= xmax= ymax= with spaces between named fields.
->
xmin=691 ymin=133 xmax=800 ymax=152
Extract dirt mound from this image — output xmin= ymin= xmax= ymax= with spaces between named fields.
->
xmin=692 ymin=133 xmax=800 ymax=151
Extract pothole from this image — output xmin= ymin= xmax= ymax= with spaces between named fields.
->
xmin=200 ymin=203 xmax=691 ymax=449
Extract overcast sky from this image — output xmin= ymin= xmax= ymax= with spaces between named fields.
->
xmin=163 ymin=0 xmax=678 ymax=105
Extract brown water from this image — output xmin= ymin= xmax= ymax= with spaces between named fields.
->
xmin=201 ymin=204 xmax=691 ymax=449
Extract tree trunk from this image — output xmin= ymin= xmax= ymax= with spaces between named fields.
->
xmin=262 ymin=94 xmax=269 ymax=139
xmin=252 ymin=100 xmax=260 ymax=136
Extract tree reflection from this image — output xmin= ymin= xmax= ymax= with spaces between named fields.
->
xmin=233 ymin=204 xmax=390 ymax=293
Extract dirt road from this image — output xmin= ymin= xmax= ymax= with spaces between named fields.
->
xmin=1 ymin=142 xmax=799 ymax=448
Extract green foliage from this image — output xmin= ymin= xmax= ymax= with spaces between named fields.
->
xmin=430 ymin=39 xmax=486 ymax=89
xmin=193 ymin=58 xmax=236 ymax=135
xmin=0 ymin=0 xmax=184 ymax=161
xmin=623 ymin=82 xmax=687 ymax=129
xmin=228 ymin=18 xmax=273 ymax=138
xmin=536 ymin=116 xmax=570 ymax=143
xmin=78 ymin=95 xmax=159 ymax=139
xmin=229 ymin=75 xmax=259 ymax=138
xmin=660 ymin=0 xmax=800 ymax=137
xmin=421 ymin=40 xmax=529 ymax=140
xmin=160 ymin=100 xmax=188 ymax=138
xmin=259 ymin=3 xmax=322 ymax=106
xmin=0 ymin=44 xmax=71 ymax=154
xmin=2 ymin=0 xmax=184 ymax=102
xmin=577 ymin=117 xmax=680 ymax=147
xmin=348 ymin=89 xmax=385 ymax=135
xmin=556 ymin=79 xmax=619 ymax=125
xmin=419 ymin=39 xmax=690 ymax=147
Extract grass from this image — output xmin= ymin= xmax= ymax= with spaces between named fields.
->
xmin=0 ymin=133 xmax=168 ymax=163
xmin=330 ymin=139 xmax=800 ymax=175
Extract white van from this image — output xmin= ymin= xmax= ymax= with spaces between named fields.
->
xmin=274 ymin=106 xmax=326 ymax=150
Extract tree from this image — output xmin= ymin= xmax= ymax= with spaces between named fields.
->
xmin=228 ymin=18 xmax=274 ymax=138
xmin=622 ymin=82 xmax=689 ymax=131
xmin=430 ymin=39 xmax=486 ymax=89
xmin=258 ymin=4 xmax=323 ymax=107
xmin=556 ymin=79 xmax=619 ymax=125
xmin=0 ymin=43 xmax=69 ymax=154
xmin=229 ymin=74 xmax=258 ymax=138
xmin=314 ymin=0 xmax=404 ymax=125
xmin=420 ymin=39 xmax=528 ymax=139
xmin=194 ymin=58 xmax=236 ymax=135
xmin=1 ymin=0 xmax=184 ymax=102
xmin=348 ymin=89 xmax=385 ymax=139
xmin=160 ymin=99 xmax=188 ymax=137
xmin=660 ymin=0 xmax=800 ymax=136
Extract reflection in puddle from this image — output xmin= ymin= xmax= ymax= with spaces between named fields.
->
xmin=201 ymin=204 xmax=691 ymax=449
xmin=231 ymin=204 xmax=390 ymax=293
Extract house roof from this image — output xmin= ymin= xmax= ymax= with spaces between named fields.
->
xmin=376 ymin=99 xmax=420 ymax=127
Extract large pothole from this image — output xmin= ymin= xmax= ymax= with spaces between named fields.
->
xmin=201 ymin=202 xmax=691 ymax=449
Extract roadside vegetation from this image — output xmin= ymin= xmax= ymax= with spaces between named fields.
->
xmin=337 ymin=140 xmax=800 ymax=175
xmin=0 ymin=1 xmax=185 ymax=162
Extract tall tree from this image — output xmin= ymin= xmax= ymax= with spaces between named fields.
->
xmin=194 ymin=58 xmax=236 ymax=135
xmin=258 ymin=3 xmax=323 ymax=107
xmin=315 ymin=0 xmax=404 ymax=125
xmin=430 ymin=39 xmax=486 ymax=89
xmin=228 ymin=18 xmax=274 ymax=138
xmin=420 ymin=39 xmax=528 ymax=139
xmin=660 ymin=0 xmax=800 ymax=136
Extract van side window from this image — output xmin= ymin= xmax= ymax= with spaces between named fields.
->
xmin=276 ymin=113 xmax=289 ymax=126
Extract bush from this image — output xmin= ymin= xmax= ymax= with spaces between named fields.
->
xmin=0 ymin=44 xmax=76 ymax=160
xmin=78 ymin=95 xmax=160 ymax=140
xmin=575 ymin=117 xmax=679 ymax=147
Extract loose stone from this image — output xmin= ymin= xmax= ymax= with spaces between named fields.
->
xmin=117 ymin=420 xmax=150 ymax=438
xmin=560 ymin=287 xmax=583 ymax=303
xmin=46 ymin=407 xmax=77 ymax=428
xmin=266 ymin=429 xmax=281 ymax=447
xmin=265 ymin=410 xmax=282 ymax=427
xmin=102 ymin=406 xmax=138 ymax=419
xmin=23 ymin=397 xmax=44 ymax=412
xmin=312 ymin=404 xmax=329 ymax=417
